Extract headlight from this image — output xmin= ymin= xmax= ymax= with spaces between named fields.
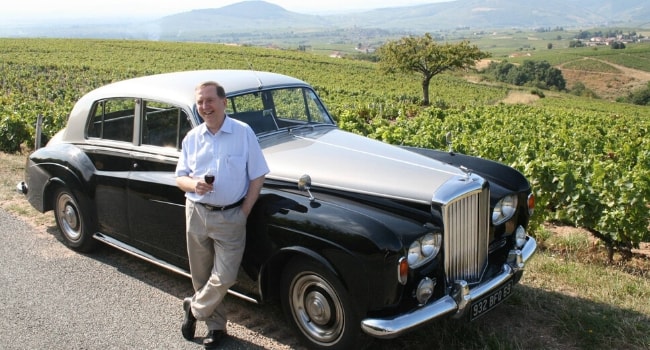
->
xmin=407 ymin=232 xmax=442 ymax=268
xmin=492 ymin=194 xmax=518 ymax=225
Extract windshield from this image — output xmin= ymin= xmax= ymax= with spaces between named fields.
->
xmin=225 ymin=87 xmax=335 ymax=134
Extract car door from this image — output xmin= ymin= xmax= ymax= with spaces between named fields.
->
xmin=84 ymin=98 xmax=138 ymax=241
xmin=126 ymin=100 xmax=194 ymax=269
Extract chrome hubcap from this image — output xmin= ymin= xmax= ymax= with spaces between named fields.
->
xmin=57 ymin=194 xmax=81 ymax=241
xmin=305 ymin=290 xmax=332 ymax=326
xmin=291 ymin=274 xmax=344 ymax=344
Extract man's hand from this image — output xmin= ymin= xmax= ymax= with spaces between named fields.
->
xmin=177 ymin=175 xmax=212 ymax=195
xmin=194 ymin=179 xmax=214 ymax=195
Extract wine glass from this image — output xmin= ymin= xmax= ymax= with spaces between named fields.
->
xmin=204 ymin=169 xmax=215 ymax=194
xmin=204 ymin=170 xmax=215 ymax=185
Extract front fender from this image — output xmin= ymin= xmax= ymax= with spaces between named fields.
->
xmin=247 ymin=190 xmax=418 ymax=313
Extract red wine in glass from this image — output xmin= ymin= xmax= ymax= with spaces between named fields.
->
xmin=204 ymin=173 xmax=215 ymax=184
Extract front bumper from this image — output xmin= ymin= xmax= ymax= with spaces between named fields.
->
xmin=360 ymin=235 xmax=537 ymax=339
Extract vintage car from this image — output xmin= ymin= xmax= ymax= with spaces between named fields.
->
xmin=18 ymin=70 xmax=536 ymax=349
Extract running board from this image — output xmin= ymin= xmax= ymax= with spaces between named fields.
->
xmin=93 ymin=232 xmax=258 ymax=304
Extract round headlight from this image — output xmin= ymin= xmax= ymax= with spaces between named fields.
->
xmin=492 ymin=194 xmax=518 ymax=225
xmin=407 ymin=232 xmax=442 ymax=268
xmin=408 ymin=241 xmax=422 ymax=265
xmin=420 ymin=233 xmax=441 ymax=258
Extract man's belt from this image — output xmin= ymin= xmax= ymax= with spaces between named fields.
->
xmin=198 ymin=198 xmax=245 ymax=211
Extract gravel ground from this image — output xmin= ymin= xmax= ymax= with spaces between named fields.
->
xmin=0 ymin=208 xmax=303 ymax=350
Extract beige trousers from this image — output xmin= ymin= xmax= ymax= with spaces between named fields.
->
xmin=185 ymin=199 xmax=247 ymax=331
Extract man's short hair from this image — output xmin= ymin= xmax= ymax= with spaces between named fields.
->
xmin=196 ymin=81 xmax=226 ymax=98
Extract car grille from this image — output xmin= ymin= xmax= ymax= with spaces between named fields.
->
xmin=442 ymin=186 xmax=490 ymax=285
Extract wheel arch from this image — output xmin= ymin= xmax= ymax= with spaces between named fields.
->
xmin=260 ymin=246 xmax=338 ymax=302
xmin=42 ymin=177 xmax=69 ymax=212
xmin=259 ymin=245 xmax=368 ymax=316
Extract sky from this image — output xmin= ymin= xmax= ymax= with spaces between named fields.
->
xmin=1 ymin=0 xmax=449 ymax=23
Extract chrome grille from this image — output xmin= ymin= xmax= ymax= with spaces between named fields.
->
xmin=442 ymin=185 xmax=489 ymax=284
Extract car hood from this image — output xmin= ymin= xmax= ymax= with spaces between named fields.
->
xmin=262 ymin=128 xmax=466 ymax=204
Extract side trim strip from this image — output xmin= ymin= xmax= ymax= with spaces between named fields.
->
xmin=92 ymin=232 xmax=258 ymax=304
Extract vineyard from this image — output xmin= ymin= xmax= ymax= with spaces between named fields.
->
xmin=1 ymin=38 xmax=649 ymax=256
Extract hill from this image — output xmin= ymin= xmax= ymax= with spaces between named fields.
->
xmin=1 ymin=0 xmax=649 ymax=41
xmin=344 ymin=0 xmax=650 ymax=31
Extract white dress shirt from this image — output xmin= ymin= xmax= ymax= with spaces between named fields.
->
xmin=175 ymin=116 xmax=269 ymax=206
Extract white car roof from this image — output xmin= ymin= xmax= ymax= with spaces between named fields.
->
xmin=80 ymin=69 xmax=310 ymax=107
xmin=62 ymin=70 xmax=310 ymax=143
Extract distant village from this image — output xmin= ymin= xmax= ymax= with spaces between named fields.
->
xmin=325 ymin=29 xmax=649 ymax=58
xmin=574 ymin=30 xmax=648 ymax=47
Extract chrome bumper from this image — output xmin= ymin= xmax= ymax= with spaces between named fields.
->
xmin=361 ymin=235 xmax=537 ymax=339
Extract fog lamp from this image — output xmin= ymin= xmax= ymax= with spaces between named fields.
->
xmin=416 ymin=277 xmax=435 ymax=305
xmin=515 ymin=225 xmax=527 ymax=248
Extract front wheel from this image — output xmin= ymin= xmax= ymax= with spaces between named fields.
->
xmin=53 ymin=187 xmax=97 ymax=252
xmin=280 ymin=257 xmax=363 ymax=350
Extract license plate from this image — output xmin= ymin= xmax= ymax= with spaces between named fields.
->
xmin=469 ymin=279 xmax=513 ymax=321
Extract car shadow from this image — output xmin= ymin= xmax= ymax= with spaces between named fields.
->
xmin=44 ymin=224 xmax=306 ymax=349
xmin=366 ymin=283 xmax=650 ymax=349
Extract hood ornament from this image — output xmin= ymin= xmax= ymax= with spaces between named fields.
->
xmin=445 ymin=131 xmax=454 ymax=154
xmin=460 ymin=165 xmax=473 ymax=180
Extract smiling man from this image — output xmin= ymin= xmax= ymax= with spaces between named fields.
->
xmin=175 ymin=81 xmax=269 ymax=349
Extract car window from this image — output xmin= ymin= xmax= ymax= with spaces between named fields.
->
xmin=87 ymin=98 xmax=136 ymax=142
xmin=227 ymin=92 xmax=264 ymax=113
xmin=142 ymin=101 xmax=192 ymax=149
xmin=226 ymin=87 xmax=333 ymax=134
xmin=272 ymin=88 xmax=332 ymax=124
xmin=227 ymin=91 xmax=278 ymax=134
xmin=272 ymin=88 xmax=307 ymax=122
xmin=304 ymin=89 xmax=330 ymax=124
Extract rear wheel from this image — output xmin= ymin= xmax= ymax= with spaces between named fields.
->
xmin=280 ymin=257 xmax=363 ymax=350
xmin=53 ymin=187 xmax=97 ymax=252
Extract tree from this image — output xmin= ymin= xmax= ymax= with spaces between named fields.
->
xmin=483 ymin=59 xmax=566 ymax=90
xmin=569 ymin=40 xmax=584 ymax=48
xmin=377 ymin=33 xmax=490 ymax=105
xmin=627 ymin=82 xmax=650 ymax=105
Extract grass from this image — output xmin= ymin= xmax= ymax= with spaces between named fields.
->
xmin=493 ymin=42 xmax=650 ymax=72
xmin=562 ymin=59 xmax=623 ymax=73
xmin=4 ymin=150 xmax=649 ymax=350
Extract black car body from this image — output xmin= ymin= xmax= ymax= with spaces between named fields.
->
xmin=18 ymin=70 xmax=536 ymax=349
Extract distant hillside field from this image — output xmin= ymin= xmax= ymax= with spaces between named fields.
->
xmin=1 ymin=0 xmax=649 ymax=45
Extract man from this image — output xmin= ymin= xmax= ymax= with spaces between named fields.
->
xmin=175 ymin=81 xmax=269 ymax=349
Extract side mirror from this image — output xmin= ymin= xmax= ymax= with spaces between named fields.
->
xmin=298 ymin=174 xmax=315 ymax=202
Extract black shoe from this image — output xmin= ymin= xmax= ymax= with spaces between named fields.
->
xmin=181 ymin=297 xmax=196 ymax=341
xmin=203 ymin=329 xmax=226 ymax=349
